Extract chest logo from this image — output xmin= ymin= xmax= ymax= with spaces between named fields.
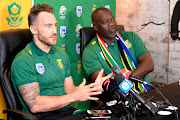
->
xmin=56 ymin=59 xmax=64 ymax=69
xmin=124 ymin=40 xmax=132 ymax=48
xmin=36 ymin=63 xmax=45 ymax=74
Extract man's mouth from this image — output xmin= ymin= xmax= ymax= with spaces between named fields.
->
xmin=51 ymin=35 xmax=57 ymax=39
xmin=110 ymin=26 xmax=117 ymax=32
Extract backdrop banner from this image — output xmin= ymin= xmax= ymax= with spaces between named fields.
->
xmin=34 ymin=0 xmax=116 ymax=110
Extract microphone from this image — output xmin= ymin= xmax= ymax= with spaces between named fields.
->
xmin=102 ymin=79 xmax=129 ymax=102
xmin=111 ymin=66 xmax=158 ymax=116
xmin=102 ymin=78 xmax=135 ymax=111
xmin=102 ymin=79 xmax=118 ymax=94
xmin=129 ymin=76 xmax=151 ymax=86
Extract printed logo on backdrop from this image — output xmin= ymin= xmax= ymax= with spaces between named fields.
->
xmin=92 ymin=4 xmax=96 ymax=11
xmin=60 ymin=25 xmax=66 ymax=38
xmin=76 ymin=43 xmax=80 ymax=54
xmin=75 ymin=24 xmax=82 ymax=37
xmin=6 ymin=2 xmax=23 ymax=27
xmin=59 ymin=6 xmax=67 ymax=19
xmin=36 ymin=63 xmax=45 ymax=74
xmin=61 ymin=44 xmax=65 ymax=51
xmin=77 ymin=60 xmax=81 ymax=74
xmin=105 ymin=5 xmax=110 ymax=10
xmin=76 ymin=6 xmax=82 ymax=18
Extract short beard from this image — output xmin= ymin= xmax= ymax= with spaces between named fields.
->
xmin=38 ymin=38 xmax=53 ymax=46
xmin=38 ymin=34 xmax=57 ymax=46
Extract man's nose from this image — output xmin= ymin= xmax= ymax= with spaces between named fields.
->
xmin=52 ymin=25 xmax=57 ymax=34
xmin=109 ymin=20 xmax=116 ymax=26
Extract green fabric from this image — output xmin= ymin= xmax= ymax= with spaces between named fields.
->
xmin=82 ymin=31 xmax=150 ymax=83
xmin=11 ymin=39 xmax=71 ymax=115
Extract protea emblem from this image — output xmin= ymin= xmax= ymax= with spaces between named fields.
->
xmin=6 ymin=2 xmax=23 ymax=27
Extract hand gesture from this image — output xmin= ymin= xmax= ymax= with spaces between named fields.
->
xmin=74 ymin=69 xmax=113 ymax=101
xmin=75 ymin=78 xmax=103 ymax=101
xmin=94 ymin=69 xmax=113 ymax=88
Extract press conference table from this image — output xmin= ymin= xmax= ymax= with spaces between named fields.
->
xmin=62 ymin=82 xmax=180 ymax=120
xmin=138 ymin=81 xmax=180 ymax=120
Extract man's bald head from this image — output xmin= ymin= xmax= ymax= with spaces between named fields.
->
xmin=91 ymin=8 xmax=112 ymax=23
xmin=91 ymin=7 xmax=117 ymax=43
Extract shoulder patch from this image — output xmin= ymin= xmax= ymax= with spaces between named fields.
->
xmin=28 ymin=50 xmax=32 ymax=55
xmin=91 ymin=41 xmax=96 ymax=45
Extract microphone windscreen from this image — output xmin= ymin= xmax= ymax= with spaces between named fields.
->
xmin=114 ymin=73 xmax=125 ymax=84
xmin=102 ymin=79 xmax=118 ymax=94
xmin=111 ymin=66 xmax=121 ymax=74
xmin=111 ymin=66 xmax=126 ymax=84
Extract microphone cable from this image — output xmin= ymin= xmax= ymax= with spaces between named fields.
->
xmin=130 ymin=77 xmax=179 ymax=120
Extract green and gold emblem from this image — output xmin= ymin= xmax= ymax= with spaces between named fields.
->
xmin=56 ymin=59 xmax=64 ymax=69
xmin=6 ymin=2 xmax=23 ymax=27
xmin=124 ymin=40 xmax=132 ymax=48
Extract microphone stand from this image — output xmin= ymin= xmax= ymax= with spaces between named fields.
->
xmin=116 ymin=100 xmax=136 ymax=120
xmin=128 ymin=93 xmax=138 ymax=119
xmin=113 ymin=89 xmax=136 ymax=120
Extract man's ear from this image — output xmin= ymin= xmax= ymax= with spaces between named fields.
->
xmin=93 ymin=23 xmax=98 ymax=31
xmin=30 ymin=25 xmax=37 ymax=35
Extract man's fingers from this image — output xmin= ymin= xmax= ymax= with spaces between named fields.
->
xmin=103 ymin=72 xmax=113 ymax=81
xmin=89 ymin=91 xmax=102 ymax=96
xmin=96 ymin=69 xmax=104 ymax=79
xmin=79 ymin=78 xmax=86 ymax=86
xmin=88 ymin=96 xmax=99 ymax=101
xmin=87 ymin=82 xmax=96 ymax=87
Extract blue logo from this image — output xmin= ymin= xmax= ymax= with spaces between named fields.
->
xmin=76 ymin=43 xmax=80 ymax=54
xmin=105 ymin=5 xmax=110 ymax=10
xmin=76 ymin=6 xmax=82 ymax=17
xmin=60 ymin=25 xmax=66 ymax=38
xmin=36 ymin=63 xmax=45 ymax=74
xmin=119 ymin=79 xmax=133 ymax=94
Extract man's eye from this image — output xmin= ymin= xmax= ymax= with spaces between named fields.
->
xmin=102 ymin=21 xmax=108 ymax=25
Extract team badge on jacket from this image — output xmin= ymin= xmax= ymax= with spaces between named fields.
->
xmin=76 ymin=6 xmax=82 ymax=17
xmin=36 ymin=63 xmax=45 ymax=74
xmin=56 ymin=59 xmax=64 ymax=69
